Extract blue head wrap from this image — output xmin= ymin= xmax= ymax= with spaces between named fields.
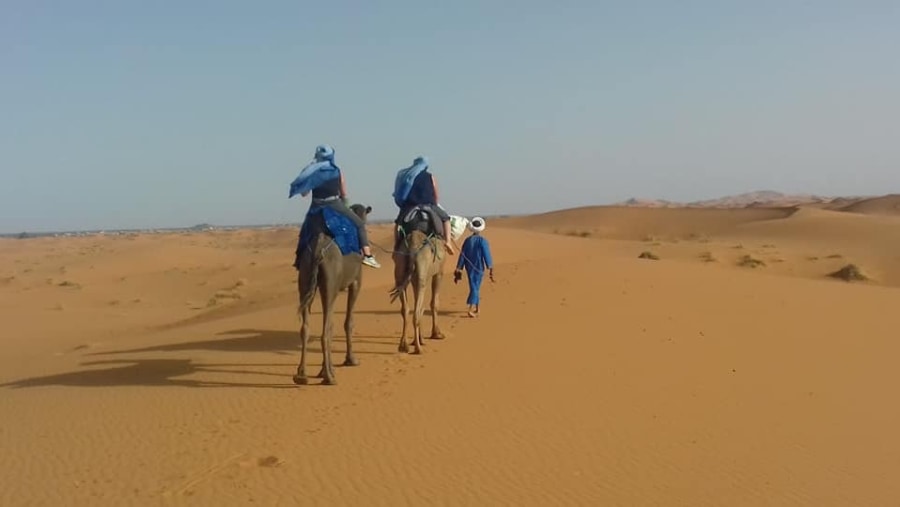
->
xmin=289 ymin=144 xmax=340 ymax=198
xmin=314 ymin=144 xmax=334 ymax=162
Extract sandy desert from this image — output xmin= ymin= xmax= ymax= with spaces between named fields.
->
xmin=2 ymin=194 xmax=900 ymax=506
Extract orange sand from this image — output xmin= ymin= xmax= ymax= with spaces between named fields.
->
xmin=2 ymin=206 xmax=899 ymax=505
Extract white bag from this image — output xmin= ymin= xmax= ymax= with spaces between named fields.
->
xmin=449 ymin=215 xmax=469 ymax=241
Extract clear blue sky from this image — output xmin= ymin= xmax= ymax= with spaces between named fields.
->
xmin=2 ymin=1 xmax=898 ymax=233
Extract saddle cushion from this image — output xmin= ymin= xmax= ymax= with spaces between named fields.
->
xmin=294 ymin=206 xmax=360 ymax=269
xmin=399 ymin=205 xmax=443 ymax=237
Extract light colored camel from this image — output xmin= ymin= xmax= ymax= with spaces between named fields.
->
xmin=390 ymin=228 xmax=448 ymax=354
xmin=293 ymin=203 xmax=371 ymax=386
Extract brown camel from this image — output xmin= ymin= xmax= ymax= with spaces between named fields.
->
xmin=390 ymin=219 xmax=448 ymax=355
xmin=293 ymin=203 xmax=372 ymax=386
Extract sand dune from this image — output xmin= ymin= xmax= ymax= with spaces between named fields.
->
xmin=2 ymin=205 xmax=900 ymax=505
xmin=498 ymin=205 xmax=795 ymax=241
xmin=501 ymin=205 xmax=900 ymax=288
xmin=836 ymin=194 xmax=900 ymax=216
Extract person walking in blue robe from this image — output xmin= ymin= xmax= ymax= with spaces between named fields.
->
xmin=454 ymin=217 xmax=494 ymax=317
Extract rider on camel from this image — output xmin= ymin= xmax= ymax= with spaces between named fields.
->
xmin=290 ymin=144 xmax=381 ymax=268
xmin=392 ymin=155 xmax=455 ymax=255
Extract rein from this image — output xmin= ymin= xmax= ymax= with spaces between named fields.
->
xmin=304 ymin=235 xmax=335 ymax=258
xmin=456 ymin=251 xmax=487 ymax=274
xmin=373 ymin=228 xmax=438 ymax=259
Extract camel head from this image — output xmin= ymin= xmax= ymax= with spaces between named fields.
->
xmin=349 ymin=204 xmax=373 ymax=222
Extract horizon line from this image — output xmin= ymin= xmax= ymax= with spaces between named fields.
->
xmin=2 ymin=189 xmax=893 ymax=237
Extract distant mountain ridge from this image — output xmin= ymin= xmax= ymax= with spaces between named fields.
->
xmin=619 ymin=191 xmax=840 ymax=209
xmin=687 ymin=190 xmax=828 ymax=208
xmin=614 ymin=191 xmax=900 ymax=217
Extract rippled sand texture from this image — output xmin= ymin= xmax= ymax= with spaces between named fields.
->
xmin=2 ymin=204 xmax=900 ymax=505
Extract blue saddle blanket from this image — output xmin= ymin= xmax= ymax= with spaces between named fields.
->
xmin=297 ymin=206 xmax=360 ymax=257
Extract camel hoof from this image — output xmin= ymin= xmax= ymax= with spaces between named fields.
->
xmin=430 ymin=333 xmax=446 ymax=340
xmin=342 ymin=357 xmax=359 ymax=367
xmin=315 ymin=369 xmax=326 ymax=379
xmin=293 ymin=375 xmax=309 ymax=385
xmin=321 ymin=377 xmax=337 ymax=386
xmin=411 ymin=347 xmax=423 ymax=355
xmin=398 ymin=343 xmax=409 ymax=354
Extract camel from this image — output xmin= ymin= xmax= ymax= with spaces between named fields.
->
xmin=293 ymin=203 xmax=372 ymax=386
xmin=390 ymin=212 xmax=449 ymax=354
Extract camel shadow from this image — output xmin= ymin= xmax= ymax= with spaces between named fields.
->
xmin=352 ymin=309 xmax=469 ymax=317
xmin=2 ymin=328 xmax=404 ymax=390
xmin=0 ymin=359 xmax=298 ymax=390
xmin=89 ymin=329 xmax=398 ymax=357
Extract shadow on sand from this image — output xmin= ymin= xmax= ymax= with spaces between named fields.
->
xmin=2 ymin=329 xmax=399 ymax=390
xmin=1 ymin=359 xmax=298 ymax=389
xmin=89 ymin=329 xmax=399 ymax=357
xmin=350 ymin=309 xmax=469 ymax=317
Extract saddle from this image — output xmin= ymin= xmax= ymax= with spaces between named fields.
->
xmin=294 ymin=206 xmax=361 ymax=269
xmin=396 ymin=205 xmax=443 ymax=247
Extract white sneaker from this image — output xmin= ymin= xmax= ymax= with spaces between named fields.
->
xmin=363 ymin=256 xmax=381 ymax=269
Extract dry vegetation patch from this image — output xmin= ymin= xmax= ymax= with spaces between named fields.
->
xmin=737 ymin=255 xmax=766 ymax=269
xmin=828 ymin=264 xmax=870 ymax=282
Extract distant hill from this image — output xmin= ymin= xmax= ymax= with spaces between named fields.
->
xmin=618 ymin=191 xmax=840 ymax=209
xmin=613 ymin=190 xmax=900 ymax=218
xmin=686 ymin=190 xmax=828 ymax=208
xmin=836 ymin=194 xmax=900 ymax=216
xmin=619 ymin=198 xmax=677 ymax=208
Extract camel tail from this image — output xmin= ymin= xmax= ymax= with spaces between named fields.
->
xmin=389 ymin=231 xmax=430 ymax=303
xmin=389 ymin=260 xmax=414 ymax=303
xmin=389 ymin=249 xmax=419 ymax=303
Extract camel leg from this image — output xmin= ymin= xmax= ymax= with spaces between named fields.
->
xmin=314 ymin=309 xmax=326 ymax=380
xmin=318 ymin=289 xmax=337 ymax=385
xmin=342 ymin=280 xmax=360 ymax=367
xmin=411 ymin=275 xmax=428 ymax=354
xmin=395 ymin=254 xmax=411 ymax=353
xmin=398 ymin=286 xmax=410 ymax=353
xmin=430 ymin=273 xmax=445 ymax=340
xmin=293 ymin=304 xmax=311 ymax=385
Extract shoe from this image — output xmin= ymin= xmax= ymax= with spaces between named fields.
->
xmin=362 ymin=255 xmax=381 ymax=269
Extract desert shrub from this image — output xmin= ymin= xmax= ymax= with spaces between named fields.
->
xmin=737 ymin=255 xmax=765 ymax=268
xmin=828 ymin=264 xmax=869 ymax=282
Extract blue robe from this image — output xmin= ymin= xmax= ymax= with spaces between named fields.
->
xmin=456 ymin=234 xmax=493 ymax=305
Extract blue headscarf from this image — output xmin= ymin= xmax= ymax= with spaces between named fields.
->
xmin=289 ymin=144 xmax=340 ymax=198
xmin=392 ymin=155 xmax=429 ymax=207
